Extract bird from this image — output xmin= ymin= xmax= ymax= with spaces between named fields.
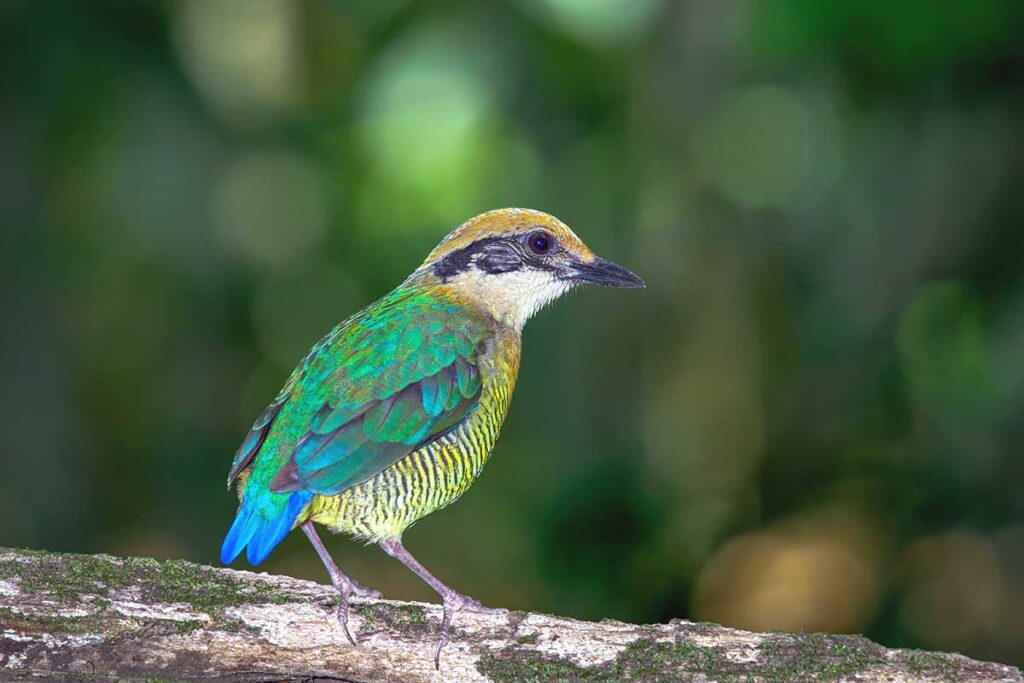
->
xmin=220 ymin=208 xmax=644 ymax=666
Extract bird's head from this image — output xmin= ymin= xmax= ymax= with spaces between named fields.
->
xmin=414 ymin=208 xmax=644 ymax=330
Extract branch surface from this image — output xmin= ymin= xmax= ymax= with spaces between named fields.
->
xmin=0 ymin=548 xmax=1019 ymax=682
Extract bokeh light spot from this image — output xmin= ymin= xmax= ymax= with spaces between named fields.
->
xmin=694 ymin=510 xmax=880 ymax=633
xmin=355 ymin=21 xmax=539 ymax=233
xmin=522 ymin=0 xmax=664 ymax=46
xmin=359 ymin=23 xmax=492 ymax=190
xmin=174 ymin=0 xmax=305 ymax=126
xmin=214 ymin=149 xmax=330 ymax=269
xmin=693 ymin=85 xmax=815 ymax=209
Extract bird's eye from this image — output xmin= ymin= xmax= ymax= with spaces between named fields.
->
xmin=528 ymin=231 xmax=553 ymax=255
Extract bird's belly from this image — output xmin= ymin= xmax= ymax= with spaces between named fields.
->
xmin=307 ymin=394 xmax=507 ymax=542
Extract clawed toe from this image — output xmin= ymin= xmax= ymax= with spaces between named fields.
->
xmin=302 ymin=523 xmax=367 ymax=646
xmin=431 ymin=593 xmax=506 ymax=669
xmin=434 ymin=603 xmax=455 ymax=670
xmin=335 ymin=599 xmax=358 ymax=646
xmin=333 ymin=580 xmax=383 ymax=644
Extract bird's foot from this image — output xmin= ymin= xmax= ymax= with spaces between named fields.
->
xmin=301 ymin=522 xmax=375 ymax=644
xmin=433 ymin=592 xmax=508 ymax=669
xmin=330 ymin=579 xmax=358 ymax=646
xmin=332 ymin=578 xmax=384 ymax=643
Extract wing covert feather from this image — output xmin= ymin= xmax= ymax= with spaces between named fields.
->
xmin=258 ymin=289 xmax=491 ymax=496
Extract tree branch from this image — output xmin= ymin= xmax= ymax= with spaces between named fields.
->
xmin=0 ymin=548 xmax=1019 ymax=682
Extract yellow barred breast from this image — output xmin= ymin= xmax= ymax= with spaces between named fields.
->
xmin=305 ymin=331 xmax=520 ymax=542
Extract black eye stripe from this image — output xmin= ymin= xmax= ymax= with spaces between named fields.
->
xmin=477 ymin=245 xmax=522 ymax=274
xmin=433 ymin=236 xmax=506 ymax=281
xmin=433 ymin=231 xmax=559 ymax=281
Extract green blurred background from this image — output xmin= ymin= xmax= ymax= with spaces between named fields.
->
xmin=3 ymin=0 xmax=1023 ymax=667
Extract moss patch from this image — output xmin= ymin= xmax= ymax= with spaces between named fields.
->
xmin=900 ymin=648 xmax=979 ymax=679
xmin=477 ymin=635 xmax=716 ymax=683
xmin=478 ymin=647 xmax=590 ymax=683
xmin=0 ymin=548 xmax=295 ymax=614
xmin=0 ymin=606 xmax=109 ymax=636
xmin=0 ymin=605 xmax=206 ymax=640
xmin=352 ymin=601 xmax=431 ymax=636
xmin=0 ymin=546 xmax=305 ymax=643
xmin=216 ymin=616 xmax=262 ymax=635
xmin=748 ymin=632 xmax=887 ymax=681
xmin=477 ymin=630 xmax=976 ymax=682
xmin=390 ymin=603 xmax=428 ymax=628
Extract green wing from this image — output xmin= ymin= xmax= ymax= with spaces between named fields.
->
xmin=256 ymin=288 xmax=492 ymax=496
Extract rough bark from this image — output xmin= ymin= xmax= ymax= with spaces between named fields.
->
xmin=0 ymin=547 xmax=1019 ymax=682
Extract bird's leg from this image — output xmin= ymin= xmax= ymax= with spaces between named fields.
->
xmin=301 ymin=522 xmax=381 ymax=645
xmin=379 ymin=537 xmax=507 ymax=668
xmin=302 ymin=522 xmax=382 ymax=598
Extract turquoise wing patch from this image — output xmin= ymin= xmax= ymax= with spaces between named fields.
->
xmin=268 ymin=290 xmax=491 ymax=496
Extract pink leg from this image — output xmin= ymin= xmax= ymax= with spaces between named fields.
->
xmin=379 ymin=537 xmax=507 ymax=668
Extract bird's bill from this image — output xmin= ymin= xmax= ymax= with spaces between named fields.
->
xmin=566 ymin=256 xmax=646 ymax=288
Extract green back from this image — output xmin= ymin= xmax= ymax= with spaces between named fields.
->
xmin=228 ymin=285 xmax=493 ymax=497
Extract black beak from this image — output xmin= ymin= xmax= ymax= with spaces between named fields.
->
xmin=567 ymin=256 xmax=646 ymax=288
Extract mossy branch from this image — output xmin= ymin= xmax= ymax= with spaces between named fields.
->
xmin=0 ymin=548 xmax=1019 ymax=682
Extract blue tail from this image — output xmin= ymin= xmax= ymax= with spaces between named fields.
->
xmin=220 ymin=490 xmax=313 ymax=565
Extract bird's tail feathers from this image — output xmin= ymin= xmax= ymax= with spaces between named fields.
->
xmin=220 ymin=490 xmax=313 ymax=565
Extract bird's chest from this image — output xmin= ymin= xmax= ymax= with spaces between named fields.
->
xmin=408 ymin=375 xmax=513 ymax=503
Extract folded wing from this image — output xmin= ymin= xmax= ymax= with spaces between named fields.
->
xmin=266 ymin=291 xmax=491 ymax=496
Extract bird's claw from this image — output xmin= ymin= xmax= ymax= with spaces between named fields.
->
xmin=328 ymin=578 xmax=361 ymax=646
xmin=331 ymin=576 xmax=384 ymax=645
xmin=335 ymin=597 xmax=358 ymax=646
xmin=433 ymin=605 xmax=453 ymax=670
xmin=433 ymin=593 xmax=507 ymax=669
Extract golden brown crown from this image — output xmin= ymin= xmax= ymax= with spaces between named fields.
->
xmin=421 ymin=208 xmax=594 ymax=268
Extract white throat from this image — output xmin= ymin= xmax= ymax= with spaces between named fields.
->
xmin=452 ymin=269 xmax=574 ymax=331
